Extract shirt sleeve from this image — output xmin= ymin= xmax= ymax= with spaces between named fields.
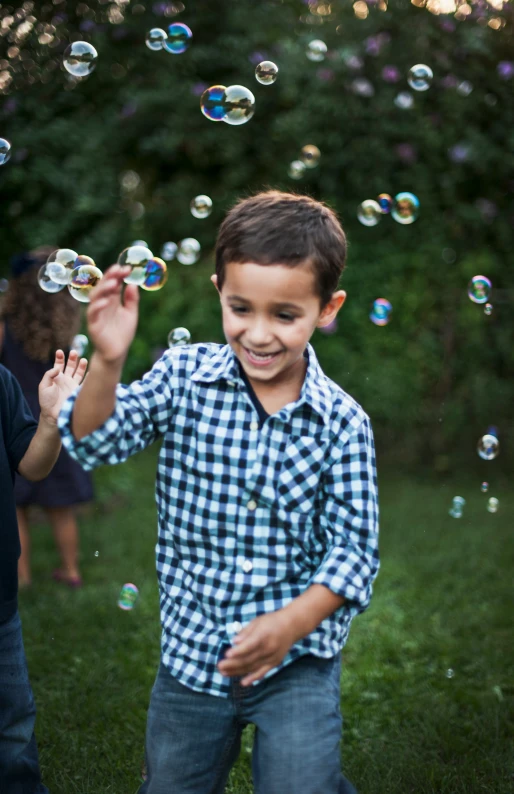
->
xmin=3 ymin=368 xmax=38 ymax=473
xmin=57 ymin=353 xmax=177 ymax=471
xmin=311 ymin=413 xmax=380 ymax=619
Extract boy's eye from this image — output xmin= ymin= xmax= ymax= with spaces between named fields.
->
xmin=230 ymin=306 xmax=295 ymax=322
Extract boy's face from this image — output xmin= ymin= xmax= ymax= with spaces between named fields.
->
xmin=211 ymin=261 xmax=346 ymax=388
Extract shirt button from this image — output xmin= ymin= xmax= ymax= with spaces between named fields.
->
xmin=227 ymin=380 xmax=235 ymax=386
xmin=250 ymin=421 xmax=259 ymax=431
xmin=233 ymin=621 xmax=243 ymax=633
xmin=247 ymin=499 xmax=257 ymax=510
xmin=242 ymin=560 xmax=253 ymax=573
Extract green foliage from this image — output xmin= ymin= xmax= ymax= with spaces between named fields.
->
xmin=0 ymin=0 xmax=513 ymax=468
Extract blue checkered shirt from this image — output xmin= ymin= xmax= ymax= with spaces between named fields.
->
xmin=58 ymin=342 xmax=380 ymax=697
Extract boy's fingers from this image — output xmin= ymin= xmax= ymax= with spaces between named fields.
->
xmin=64 ymin=349 xmax=79 ymax=377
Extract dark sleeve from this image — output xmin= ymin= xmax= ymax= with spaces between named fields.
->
xmin=1 ymin=365 xmax=38 ymax=472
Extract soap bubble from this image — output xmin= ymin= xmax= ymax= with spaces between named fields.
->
xmin=46 ymin=248 xmax=78 ymax=285
xmin=223 ymin=85 xmax=255 ymax=125
xmin=164 ymin=22 xmax=192 ymax=54
xmin=357 ymin=200 xmax=382 ymax=227
xmin=146 ymin=28 xmax=167 ymax=51
xmin=177 ymin=238 xmax=201 ymax=265
xmin=391 ymin=192 xmax=420 ymax=224
xmin=190 ymin=195 xmax=212 ymax=219
xmin=446 ymin=669 xmax=454 ymax=679
xmin=71 ymin=334 xmax=89 ymax=356
xmin=449 ymin=495 xmax=465 ymax=518
xmin=407 ymin=64 xmax=433 ymax=91
xmin=140 ymin=257 xmax=168 ymax=291
xmin=255 ymin=60 xmax=278 ymax=85
xmin=481 ymin=482 xmax=489 ymax=493
xmin=161 ymin=242 xmax=178 ymax=261
xmin=306 ymin=40 xmax=327 ymax=62
xmin=200 ymin=85 xmax=227 ymax=121
xmin=477 ymin=434 xmax=499 ymax=461
xmin=467 ymin=275 xmax=491 ymax=304
xmin=484 ymin=303 xmax=493 ymax=316
xmin=118 ymin=245 xmax=153 ymax=285
xmin=63 ymin=41 xmax=98 ymax=78
xmin=168 ymin=327 xmax=191 ymax=347
xmin=377 ymin=193 xmax=393 ymax=214
xmin=38 ymin=265 xmax=66 ymax=294
xmin=442 ymin=248 xmax=456 ymax=264
xmin=68 ymin=261 xmax=103 ymax=303
xmin=117 ymin=583 xmax=139 ymax=611
xmin=394 ymin=91 xmax=414 ymax=109
xmin=300 ymin=145 xmax=321 ymax=168
xmin=487 ymin=497 xmax=499 ymax=514
xmin=0 ymin=138 xmax=11 ymax=165
xmin=370 ymin=298 xmax=392 ymax=326
xmin=288 ymin=160 xmax=306 ymax=180
xmin=131 ymin=240 xmax=149 ymax=248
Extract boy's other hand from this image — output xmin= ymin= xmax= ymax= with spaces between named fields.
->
xmin=39 ymin=349 xmax=88 ymax=425
xmin=87 ymin=264 xmax=139 ymax=364
xmin=217 ymin=610 xmax=297 ymax=687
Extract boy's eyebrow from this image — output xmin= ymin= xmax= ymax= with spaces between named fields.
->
xmin=226 ymin=294 xmax=303 ymax=310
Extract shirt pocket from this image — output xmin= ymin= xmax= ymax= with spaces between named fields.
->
xmin=275 ymin=435 xmax=326 ymax=516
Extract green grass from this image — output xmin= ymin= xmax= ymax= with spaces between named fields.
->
xmin=19 ymin=445 xmax=514 ymax=794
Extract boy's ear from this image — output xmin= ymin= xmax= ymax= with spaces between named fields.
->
xmin=210 ymin=274 xmax=219 ymax=294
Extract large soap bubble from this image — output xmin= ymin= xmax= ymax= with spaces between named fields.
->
xmin=223 ymin=85 xmax=255 ymax=125
xmin=190 ymin=195 xmax=212 ymax=219
xmin=357 ymin=200 xmax=382 ymax=227
xmin=255 ymin=61 xmax=278 ymax=85
xmin=288 ymin=160 xmax=306 ymax=180
xmin=71 ymin=334 xmax=89 ymax=356
xmin=0 ymin=138 xmax=11 ymax=165
xmin=46 ymin=248 xmax=78 ymax=285
xmin=118 ymin=245 xmax=153 ymax=285
xmin=164 ymin=22 xmax=192 ymax=54
xmin=200 ymin=85 xmax=227 ymax=121
xmin=300 ymin=145 xmax=321 ymax=168
xmin=140 ymin=258 xmax=168 ymax=291
xmin=306 ymin=40 xmax=327 ymax=62
xmin=467 ymin=275 xmax=491 ymax=305
xmin=407 ymin=64 xmax=433 ymax=92
xmin=68 ymin=261 xmax=103 ymax=303
xmin=168 ymin=327 xmax=191 ymax=347
xmin=477 ymin=434 xmax=499 ymax=461
xmin=118 ymin=583 xmax=139 ymax=611
xmin=177 ymin=238 xmax=201 ymax=265
xmin=63 ymin=41 xmax=98 ymax=78
xmin=391 ymin=192 xmax=419 ymax=224
xmin=38 ymin=265 xmax=66 ymax=294
xmin=146 ymin=28 xmax=167 ymax=51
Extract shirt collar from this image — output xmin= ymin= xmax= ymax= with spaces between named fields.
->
xmin=191 ymin=342 xmax=333 ymax=427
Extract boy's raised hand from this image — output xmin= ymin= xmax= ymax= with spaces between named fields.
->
xmin=87 ymin=264 xmax=139 ymax=364
xmin=38 ymin=349 xmax=88 ymax=425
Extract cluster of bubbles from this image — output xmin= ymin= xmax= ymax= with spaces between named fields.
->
xmin=168 ymin=327 xmax=191 ymax=348
xmin=255 ymin=61 xmax=279 ymax=86
xmin=449 ymin=496 xmax=465 ymax=519
xmin=63 ymin=42 xmax=98 ymax=78
xmin=159 ymin=239 xmax=201 ymax=265
xmin=370 ymin=298 xmax=392 ymax=327
xmin=145 ymin=22 xmax=193 ymax=54
xmin=117 ymin=245 xmax=168 ymax=290
xmin=71 ymin=334 xmax=89 ymax=357
xmin=477 ymin=433 xmax=499 ymax=461
xmin=190 ymin=195 xmax=212 ymax=219
xmin=357 ymin=192 xmax=420 ymax=226
xmin=0 ymin=138 xmax=11 ymax=165
xmin=117 ymin=583 xmax=139 ymax=611
xmin=306 ymin=40 xmax=328 ymax=62
xmin=468 ymin=275 xmax=492 ymax=316
xmin=38 ymin=249 xmax=104 ymax=304
xmin=201 ymin=85 xmax=256 ymax=125
xmin=288 ymin=144 xmax=321 ymax=179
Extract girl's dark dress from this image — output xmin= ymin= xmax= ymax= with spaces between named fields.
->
xmin=0 ymin=322 xmax=93 ymax=507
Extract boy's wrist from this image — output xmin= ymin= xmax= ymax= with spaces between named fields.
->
xmin=91 ymin=350 xmax=126 ymax=374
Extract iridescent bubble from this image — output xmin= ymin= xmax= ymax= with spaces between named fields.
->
xmin=377 ymin=193 xmax=393 ymax=214
xmin=467 ymin=275 xmax=491 ymax=305
xmin=477 ymin=434 xmax=499 ymax=461
xmin=46 ymin=248 xmax=78 ymax=285
xmin=357 ymin=200 xmax=382 ymax=227
xmin=63 ymin=41 xmax=98 ymax=78
xmin=449 ymin=507 xmax=462 ymax=519
xmin=391 ymin=192 xmax=420 ymax=225
xmin=118 ymin=245 xmax=153 ymax=285
xmin=38 ymin=265 xmax=66 ymax=294
xmin=177 ymin=238 xmax=201 ymax=265
xmin=484 ymin=303 xmax=493 ymax=316
xmin=131 ymin=240 xmax=149 ymax=248
xmin=140 ymin=257 xmax=168 ymax=291
xmin=71 ymin=334 xmax=89 ymax=356
xmin=480 ymin=482 xmax=489 ymax=493
xmin=161 ymin=241 xmax=178 ymax=261
xmin=68 ymin=261 xmax=103 ymax=303
xmin=255 ymin=60 xmax=278 ymax=85
xmin=306 ymin=40 xmax=327 ymax=62
xmin=449 ymin=495 xmax=465 ymax=518
xmin=446 ymin=669 xmax=454 ymax=679
xmin=117 ymin=583 xmax=139 ymax=611
xmin=164 ymin=22 xmax=192 ymax=54
xmin=394 ymin=91 xmax=414 ymax=109
xmin=370 ymin=298 xmax=392 ymax=326
xmin=487 ymin=497 xmax=499 ymax=514
xmin=407 ymin=64 xmax=433 ymax=92
xmin=223 ymin=85 xmax=255 ymax=126
xmin=168 ymin=327 xmax=191 ymax=347
xmin=200 ymin=85 xmax=227 ymax=122
xmin=146 ymin=28 xmax=167 ymax=51
xmin=0 ymin=138 xmax=11 ymax=165
xmin=288 ymin=160 xmax=306 ymax=180
xmin=300 ymin=145 xmax=321 ymax=168
xmin=190 ymin=195 xmax=212 ymax=219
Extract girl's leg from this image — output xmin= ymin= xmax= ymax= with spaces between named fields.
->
xmin=16 ymin=507 xmax=31 ymax=588
xmin=46 ymin=506 xmax=81 ymax=580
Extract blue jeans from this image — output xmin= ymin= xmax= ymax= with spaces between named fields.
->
xmin=138 ymin=653 xmax=358 ymax=794
xmin=0 ymin=610 xmax=49 ymax=794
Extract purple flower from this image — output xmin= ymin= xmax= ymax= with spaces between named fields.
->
xmin=497 ymin=61 xmax=514 ymax=80
xmin=439 ymin=19 xmax=456 ymax=32
xmin=440 ymin=73 xmax=458 ymax=89
xmin=365 ymin=37 xmax=381 ymax=57
xmin=191 ymin=82 xmax=208 ymax=96
xmin=249 ymin=52 xmax=268 ymax=66
xmin=79 ymin=20 xmax=96 ymax=32
xmin=395 ymin=143 xmax=417 ymax=164
xmin=3 ymin=98 xmax=17 ymax=114
xmin=381 ymin=65 xmax=400 ymax=83
xmin=448 ymin=143 xmax=471 ymax=163
xmin=352 ymin=78 xmax=374 ymax=97
xmin=344 ymin=55 xmax=364 ymax=71
xmin=152 ymin=2 xmax=168 ymax=14
xmin=317 ymin=68 xmax=334 ymax=82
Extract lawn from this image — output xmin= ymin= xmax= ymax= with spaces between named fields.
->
xmin=19 ymin=444 xmax=513 ymax=794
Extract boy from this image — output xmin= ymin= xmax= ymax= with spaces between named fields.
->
xmin=58 ymin=190 xmax=380 ymax=794
xmin=0 ymin=349 xmax=87 ymax=793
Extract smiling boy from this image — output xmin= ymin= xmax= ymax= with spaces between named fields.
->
xmin=58 ymin=190 xmax=380 ymax=794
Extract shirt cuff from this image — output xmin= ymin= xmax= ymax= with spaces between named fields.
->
xmin=57 ymin=387 xmax=119 ymax=471
xmin=311 ymin=551 xmax=373 ymax=616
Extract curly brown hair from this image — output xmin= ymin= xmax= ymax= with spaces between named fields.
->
xmin=0 ymin=246 xmax=82 ymax=363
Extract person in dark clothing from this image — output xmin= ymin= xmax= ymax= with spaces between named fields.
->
xmin=0 ymin=248 xmax=94 ymax=588
xmin=0 ymin=347 xmax=87 ymax=792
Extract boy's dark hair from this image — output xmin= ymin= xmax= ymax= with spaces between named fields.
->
xmin=215 ymin=190 xmax=347 ymax=311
